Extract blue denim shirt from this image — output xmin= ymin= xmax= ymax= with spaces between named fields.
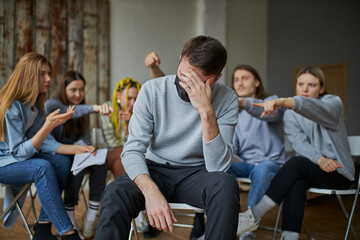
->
xmin=0 ymin=101 xmax=61 ymax=167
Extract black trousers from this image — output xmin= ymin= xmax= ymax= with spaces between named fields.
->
xmin=64 ymin=159 xmax=108 ymax=206
xmin=95 ymin=160 xmax=240 ymax=240
xmin=266 ymin=156 xmax=352 ymax=233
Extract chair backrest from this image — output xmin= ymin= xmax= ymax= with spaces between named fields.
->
xmin=92 ymin=128 xmax=105 ymax=148
xmin=348 ymin=136 xmax=360 ymax=157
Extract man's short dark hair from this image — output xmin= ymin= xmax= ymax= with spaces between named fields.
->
xmin=180 ymin=35 xmax=227 ymax=77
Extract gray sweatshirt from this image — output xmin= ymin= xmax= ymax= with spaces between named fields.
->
xmin=121 ymin=75 xmax=239 ymax=180
xmin=233 ymin=95 xmax=286 ymax=165
xmin=284 ymin=95 xmax=354 ymax=180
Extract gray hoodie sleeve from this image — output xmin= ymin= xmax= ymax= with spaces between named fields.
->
xmin=292 ymin=95 xmax=343 ymax=130
xmin=244 ymin=95 xmax=285 ymax=123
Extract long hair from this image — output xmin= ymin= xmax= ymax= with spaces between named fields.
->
xmin=58 ymin=70 xmax=87 ymax=139
xmin=0 ymin=52 xmax=51 ymax=141
xmin=111 ymin=78 xmax=140 ymax=143
xmin=231 ymin=64 xmax=267 ymax=99
xmin=296 ymin=66 xmax=327 ymax=96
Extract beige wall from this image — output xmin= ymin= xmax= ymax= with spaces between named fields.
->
xmin=109 ymin=0 xmax=268 ymax=88
xmin=227 ymin=0 xmax=268 ymax=87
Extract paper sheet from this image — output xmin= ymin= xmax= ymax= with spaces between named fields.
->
xmin=71 ymin=149 xmax=108 ymax=175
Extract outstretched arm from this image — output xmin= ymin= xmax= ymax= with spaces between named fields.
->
xmin=253 ymin=97 xmax=295 ymax=117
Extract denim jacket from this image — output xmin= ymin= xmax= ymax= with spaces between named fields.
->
xmin=0 ymin=101 xmax=61 ymax=228
xmin=0 ymin=101 xmax=61 ymax=167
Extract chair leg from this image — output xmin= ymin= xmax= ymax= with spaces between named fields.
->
xmin=28 ymin=187 xmax=38 ymax=225
xmin=345 ymin=185 xmax=360 ymax=240
xmin=6 ymin=185 xmax=34 ymax=239
xmin=336 ymin=194 xmax=358 ymax=240
xmin=301 ymin=222 xmax=315 ymax=240
xmin=0 ymin=184 xmax=31 ymax=221
xmin=272 ymin=202 xmax=283 ymax=240
xmin=80 ymin=174 xmax=90 ymax=210
xmin=129 ymin=219 xmax=139 ymax=240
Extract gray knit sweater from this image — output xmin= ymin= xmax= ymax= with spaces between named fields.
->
xmin=284 ymin=95 xmax=355 ymax=180
xmin=121 ymin=75 xmax=239 ymax=180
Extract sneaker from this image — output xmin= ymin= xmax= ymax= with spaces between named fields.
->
xmin=190 ymin=213 xmax=205 ymax=240
xmin=72 ymin=223 xmax=85 ymax=240
xmin=135 ymin=211 xmax=149 ymax=232
xmin=197 ymin=234 xmax=205 ymax=240
xmin=82 ymin=214 xmax=96 ymax=239
xmin=239 ymin=231 xmax=256 ymax=240
xmin=237 ymin=209 xmax=259 ymax=235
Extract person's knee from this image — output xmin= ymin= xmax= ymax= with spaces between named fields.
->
xmin=209 ymin=172 xmax=239 ymax=198
xmin=101 ymin=176 xmax=142 ymax=203
xmin=252 ymin=161 xmax=280 ymax=178
xmin=53 ymin=154 xmax=71 ymax=173
xmin=34 ymin=160 xmax=54 ymax=179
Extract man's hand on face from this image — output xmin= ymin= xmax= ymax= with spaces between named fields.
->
xmin=178 ymin=68 xmax=213 ymax=115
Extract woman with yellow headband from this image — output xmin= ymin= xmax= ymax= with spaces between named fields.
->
xmin=100 ymin=77 xmax=140 ymax=178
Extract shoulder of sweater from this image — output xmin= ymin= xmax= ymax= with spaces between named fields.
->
xmin=44 ymin=98 xmax=61 ymax=109
xmin=212 ymin=82 xmax=237 ymax=99
xmin=320 ymin=94 xmax=341 ymax=102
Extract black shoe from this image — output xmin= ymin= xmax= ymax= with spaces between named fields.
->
xmin=33 ymin=222 xmax=58 ymax=240
xmin=190 ymin=213 xmax=205 ymax=240
xmin=61 ymin=229 xmax=81 ymax=240
xmin=143 ymin=225 xmax=161 ymax=238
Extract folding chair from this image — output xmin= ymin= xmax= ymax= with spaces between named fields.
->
xmin=169 ymin=203 xmax=205 ymax=229
xmin=273 ymin=136 xmax=360 ymax=240
xmin=1 ymin=183 xmax=37 ymax=239
xmin=130 ymin=203 xmax=204 ymax=239
xmin=344 ymin=136 xmax=360 ymax=240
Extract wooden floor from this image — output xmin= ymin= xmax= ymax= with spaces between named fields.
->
xmin=1 ymin=189 xmax=360 ymax=240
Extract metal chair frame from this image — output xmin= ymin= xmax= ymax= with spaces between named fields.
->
xmin=1 ymin=183 xmax=37 ymax=240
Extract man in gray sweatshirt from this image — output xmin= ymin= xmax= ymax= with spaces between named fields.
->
xmin=95 ymin=36 xmax=240 ymax=240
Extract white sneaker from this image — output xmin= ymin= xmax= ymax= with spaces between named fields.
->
xmin=134 ymin=211 xmax=149 ymax=232
xmin=237 ymin=209 xmax=259 ymax=235
xmin=197 ymin=234 xmax=205 ymax=240
xmin=239 ymin=231 xmax=256 ymax=240
xmin=82 ymin=214 xmax=96 ymax=239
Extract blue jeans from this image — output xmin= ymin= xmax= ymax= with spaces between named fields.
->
xmin=227 ymin=160 xmax=281 ymax=208
xmin=0 ymin=153 xmax=73 ymax=235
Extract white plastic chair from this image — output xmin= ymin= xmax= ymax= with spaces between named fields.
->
xmin=130 ymin=203 xmax=204 ymax=238
xmin=169 ymin=203 xmax=205 ymax=229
